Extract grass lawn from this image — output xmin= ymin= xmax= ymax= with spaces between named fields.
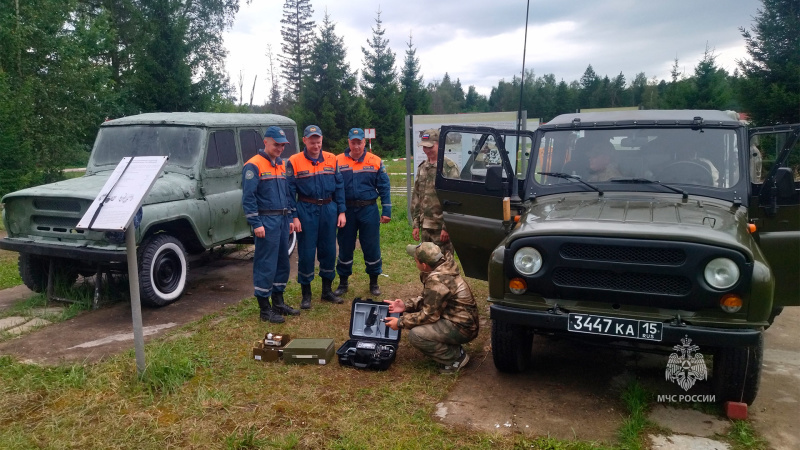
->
xmin=0 ymin=195 xmax=766 ymax=449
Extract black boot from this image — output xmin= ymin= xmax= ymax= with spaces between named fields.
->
xmin=271 ymin=291 xmax=300 ymax=316
xmin=369 ymin=274 xmax=381 ymax=297
xmin=300 ymin=284 xmax=312 ymax=310
xmin=321 ymin=278 xmax=343 ymax=304
xmin=257 ymin=296 xmax=284 ymax=323
xmin=333 ymin=276 xmax=349 ymax=296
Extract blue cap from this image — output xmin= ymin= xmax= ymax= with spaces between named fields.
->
xmin=303 ymin=125 xmax=323 ymax=138
xmin=348 ymin=128 xmax=365 ymax=140
xmin=264 ymin=126 xmax=289 ymax=143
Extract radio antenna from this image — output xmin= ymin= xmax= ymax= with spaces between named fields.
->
xmin=511 ymin=0 xmax=530 ymax=202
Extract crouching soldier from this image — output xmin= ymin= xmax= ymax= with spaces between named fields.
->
xmin=384 ymin=243 xmax=479 ymax=374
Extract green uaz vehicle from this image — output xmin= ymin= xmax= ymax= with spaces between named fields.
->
xmin=1 ymin=113 xmax=299 ymax=307
xmin=435 ymin=110 xmax=799 ymax=404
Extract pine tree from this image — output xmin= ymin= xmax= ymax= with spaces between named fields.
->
xmin=737 ymin=0 xmax=800 ymax=125
xmin=296 ymin=12 xmax=363 ymax=152
xmin=579 ymin=65 xmax=599 ymax=109
xmin=690 ymin=46 xmax=732 ymax=110
xmin=464 ymin=86 xmax=489 ymax=112
xmin=399 ymin=33 xmax=430 ymax=115
xmin=279 ymin=0 xmax=315 ymax=101
xmin=429 ymin=73 xmax=466 ymax=114
xmin=360 ymin=9 xmax=405 ymax=155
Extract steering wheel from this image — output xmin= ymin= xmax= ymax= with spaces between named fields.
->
xmin=658 ymin=161 xmax=714 ymax=186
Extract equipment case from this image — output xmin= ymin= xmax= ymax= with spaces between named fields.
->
xmin=283 ymin=338 xmax=335 ymax=365
xmin=337 ymin=298 xmax=401 ymax=370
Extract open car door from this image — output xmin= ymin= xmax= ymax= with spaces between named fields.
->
xmin=430 ymin=125 xmax=534 ymax=280
xmin=748 ymin=124 xmax=800 ymax=307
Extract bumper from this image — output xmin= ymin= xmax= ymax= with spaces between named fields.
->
xmin=0 ymin=238 xmax=128 ymax=262
xmin=490 ymin=304 xmax=762 ymax=348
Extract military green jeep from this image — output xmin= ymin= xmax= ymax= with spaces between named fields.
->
xmin=1 ymin=113 xmax=299 ymax=306
xmin=436 ymin=110 xmax=799 ymax=404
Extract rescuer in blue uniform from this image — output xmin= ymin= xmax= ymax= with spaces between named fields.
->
xmin=286 ymin=125 xmax=346 ymax=309
xmin=334 ymin=128 xmax=392 ymax=297
xmin=241 ymin=126 xmax=301 ymax=323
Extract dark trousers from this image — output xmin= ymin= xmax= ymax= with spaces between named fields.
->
xmin=253 ymin=215 xmax=290 ymax=297
xmin=296 ymin=201 xmax=338 ymax=284
xmin=336 ymin=203 xmax=382 ymax=278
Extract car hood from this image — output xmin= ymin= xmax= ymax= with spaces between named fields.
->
xmin=2 ymin=172 xmax=198 ymax=205
xmin=518 ymin=194 xmax=752 ymax=251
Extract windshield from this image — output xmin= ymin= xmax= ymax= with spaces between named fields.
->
xmin=90 ymin=125 xmax=204 ymax=168
xmin=534 ymin=127 xmax=741 ymax=189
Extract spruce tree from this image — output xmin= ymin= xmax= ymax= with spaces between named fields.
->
xmin=360 ymin=9 xmax=405 ymax=155
xmin=737 ymin=0 xmax=800 ymax=124
xmin=690 ymin=46 xmax=732 ymax=110
xmin=399 ymin=33 xmax=430 ymax=115
xmin=296 ymin=12 xmax=362 ymax=152
xmin=279 ymin=0 xmax=315 ymax=101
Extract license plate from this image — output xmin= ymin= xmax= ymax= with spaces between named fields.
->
xmin=567 ymin=313 xmax=663 ymax=342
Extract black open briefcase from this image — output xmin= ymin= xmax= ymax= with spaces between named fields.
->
xmin=336 ymin=297 xmax=401 ymax=370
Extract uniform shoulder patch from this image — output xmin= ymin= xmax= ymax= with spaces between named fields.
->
xmin=245 ymin=170 xmax=255 ymax=180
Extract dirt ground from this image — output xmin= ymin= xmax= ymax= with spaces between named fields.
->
xmin=0 ymin=248 xmax=798 ymax=449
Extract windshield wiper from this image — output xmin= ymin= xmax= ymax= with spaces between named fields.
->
xmin=609 ymin=178 xmax=688 ymax=199
xmin=538 ymin=172 xmax=603 ymax=195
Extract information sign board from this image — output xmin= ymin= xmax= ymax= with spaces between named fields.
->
xmin=77 ymin=156 xmax=168 ymax=231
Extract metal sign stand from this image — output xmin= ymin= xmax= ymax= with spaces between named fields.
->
xmin=76 ymin=156 xmax=168 ymax=375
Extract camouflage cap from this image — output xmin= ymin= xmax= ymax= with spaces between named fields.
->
xmin=419 ymin=129 xmax=440 ymax=148
xmin=406 ymin=242 xmax=444 ymax=266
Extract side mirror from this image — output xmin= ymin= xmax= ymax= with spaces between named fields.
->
xmin=486 ymin=165 xmax=504 ymax=192
xmin=775 ymin=167 xmax=795 ymax=199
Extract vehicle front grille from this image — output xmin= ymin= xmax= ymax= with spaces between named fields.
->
xmin=552 ymin=267 xmax=691 ymax=295
xmin=33 ymin=199 xmax=82 ymax=212
xmin=508 ymin=236 xmax=751 ymax=310
xmin=32 ymin=215 xmax=83 ymax=233
xmin=561 ymin=243 xmax=685 ymax=265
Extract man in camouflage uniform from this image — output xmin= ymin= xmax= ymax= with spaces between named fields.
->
xmin=384 ymin=242 xmax=479 ymax=374
xmin=411 ymin=128 xmax=460 ymax=256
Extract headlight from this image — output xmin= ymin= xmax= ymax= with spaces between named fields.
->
xmin=514 ymin=247 xmax=543 ymax=275
xmin=704 ymin=258 xmax=739 ymax=289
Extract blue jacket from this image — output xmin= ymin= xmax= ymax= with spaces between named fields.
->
xmin=242 ymin=151 xmax=292 ymax=227
xmin=286 ymin=150 xmax=346 ymax=218
xmin=337 ymin=149 xmax=392 ymax=218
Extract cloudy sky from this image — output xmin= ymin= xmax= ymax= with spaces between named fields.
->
xmin=223 ymin=0 xmax=762 ymax=105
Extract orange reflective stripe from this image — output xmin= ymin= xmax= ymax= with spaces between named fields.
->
xmin=289 ymin=152 xmax=337 ymax=178
xmin=245 ymin=154 xmax=285 ymax=178
xmin=338 ymin=152 xmax=380 ymax=173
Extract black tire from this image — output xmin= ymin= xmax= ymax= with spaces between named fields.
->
xmin=491 ymin=319 xmax=534 ymax=373
xmin=712 ymin=334 xmax=763 ymax=405
xmin=138 ymin=234 xmax=188 ymax=307
xmin=19 ymin=254 xmax=78 ymax=292
xmin=19 ymin=253 xmax=49 ymax=292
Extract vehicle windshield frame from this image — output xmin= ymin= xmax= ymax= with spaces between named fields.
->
xmin=88 ymin=125 xmax=205 ymax=171
xmin=526 ymin=125 xmax=746 ymax=203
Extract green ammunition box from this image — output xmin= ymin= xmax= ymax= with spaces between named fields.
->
xmin=282 ymin=338 xmax=335 ymax=365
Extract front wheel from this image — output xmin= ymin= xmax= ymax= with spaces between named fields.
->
xmin=712 ymin=334 xmax=763 ymax=405
xmin=19 ymin=253 xmax=49 ymax=292
xmin=138 ymin=234 xmax=188 ymax=307
xmin=19 ymin=254 xmax=78 ymax=292
xmin=491 ymin=319 xmax=534 ymax=373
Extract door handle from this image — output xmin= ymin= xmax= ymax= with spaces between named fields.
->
xmin=442 ymin=200 xmax=462 ymax=206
